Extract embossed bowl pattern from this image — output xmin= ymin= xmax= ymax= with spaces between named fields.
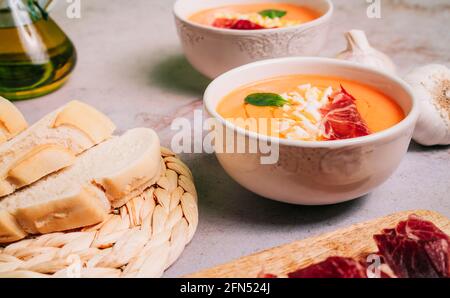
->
xmin=174 ymin=0 xmax=333 ymax=78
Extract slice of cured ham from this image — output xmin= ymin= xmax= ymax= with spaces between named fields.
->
xmin=257 ymin=273 xmax=278 ymax=278
xmin=287 ymin=257 xmax=367 ymax=278
xmin=212 ymin=18 xmax=265 ymax=30
xmin=402 ymin=215 xmax=450 ymax=277
xmin=259 ymin=215 xmax=449 ymax=279
xmin=374 ymin=228 xmax=439 ymax=278
xmin=320 ymin=86 xmax=371 ymax=140
xmin=374 ymin=215 xmax=450 ymax=278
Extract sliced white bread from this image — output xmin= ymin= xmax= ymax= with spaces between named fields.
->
xmin=0 ymin=128 xmax=162 ymax=244
xmin=0 ymin=209 xmax=27 ymax=243
xmin=0 ymin=97 xmax=28 ymax=145
xmin=0 ymin=100 xmax=116 ymax=197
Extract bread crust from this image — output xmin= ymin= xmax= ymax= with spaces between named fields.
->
xmin=0 ymin=101 xmax=116 ymax=197
xmin=7 ymin=144 xmax=76 ymax=189
xmin=95 ymin=130 xmax=162 ymax=208
xmin=0 ymin=209 xmax=27 ymax=243
xmin=52 ymin=101 xmax=116 ymax=144
xmin=108 ymin=157 xmax=163 ymax=208
xmin=13 ymin=186 xmax=110 ymax=234
xmin=0 ymin=97 xmax=28 ymax=145
xmin=0 ymin=128 xmax=162 ymax=244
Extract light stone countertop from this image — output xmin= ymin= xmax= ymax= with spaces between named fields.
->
xmin=14 ymin=0 xmax=450 ymax=277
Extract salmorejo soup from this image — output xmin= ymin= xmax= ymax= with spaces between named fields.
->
xmin=217 ymin=75 xmax=405 ymax=141
xmin=189 ymin=3 xmax=320 ymax=30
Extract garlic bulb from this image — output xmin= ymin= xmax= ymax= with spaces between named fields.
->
xmin=404 ymin=64 xmax=450 ymax=146
xmin=336 ymin=30 xmax=396 ymax=74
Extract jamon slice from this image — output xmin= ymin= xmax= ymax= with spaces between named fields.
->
xmin=258 ymin=215 xmax=449 ymax=279
xmin=374 ymin=229 xmax=439 ymax=278
xmin=320 ymin=86 xmax=371 ymax=140
xmin=402 ymin=215 xmax=449 ymax=242
xmin=212 ymin=18 xmax=265 ymax=30
xmin=257 ymin=273 xmax=278 ymax=278
xmin=287 ymin=257 xmax=367 ymax=278
xmin=402 ymin=215 xmax=450 ymax=277
xmin=424 ymin=240 xmax=450 ymax=277
xmin=374 ymin=215 xmax=450 ymax=278
xmin=212 ymin=18 xmax=235 ymax=29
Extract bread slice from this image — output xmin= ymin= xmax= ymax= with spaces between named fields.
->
xmin=0 ymin=97 xmax=28 ymax=145
xmin=0 ymin=209 xmax=27 ymax=243
xmin=0 ymin=128 xmax=162 ymax=243
xmin=0 ymin=100 xmax=116 ymax=197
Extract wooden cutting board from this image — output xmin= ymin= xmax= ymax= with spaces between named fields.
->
xmin=187 ymin=210 xmax=450 ymax=278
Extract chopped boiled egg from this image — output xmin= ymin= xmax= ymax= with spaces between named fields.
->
xmin=273 ymin=84 xmax=334 ymax=140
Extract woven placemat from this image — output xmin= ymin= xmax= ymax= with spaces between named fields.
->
xmin=0 ymin=147 xmax=198 ymax=278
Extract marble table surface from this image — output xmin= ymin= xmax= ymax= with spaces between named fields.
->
xmin=14 ymin=0 xmax=450 ymax=277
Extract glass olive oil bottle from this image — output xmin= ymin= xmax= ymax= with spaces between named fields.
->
xmin=0 ymin=0 xmax=76 ymax=100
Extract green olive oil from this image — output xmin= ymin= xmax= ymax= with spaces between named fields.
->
xmin=0 ymin=4 xmax=76 ymax=100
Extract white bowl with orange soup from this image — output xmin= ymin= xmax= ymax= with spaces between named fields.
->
xmin=204 ymin=57 xmax=419 ymax=205
xmin=174 ymin=0 xmax=333 ymax=78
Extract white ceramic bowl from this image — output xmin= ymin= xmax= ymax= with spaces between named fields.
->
xmin=204 ymin=57 xmax=419 ymax=205
xmin=174 ymin=0 xmax=333 ymax=78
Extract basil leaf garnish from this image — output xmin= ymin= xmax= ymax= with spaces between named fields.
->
xmin=245 ymin=93 xmax=288 ymax=107
xmin=258 ymin=9 xmax=287 ymax=19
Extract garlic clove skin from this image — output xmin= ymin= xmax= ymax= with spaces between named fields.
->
xmin=404 ymin=64 xmax=450 ymax=146
xmin=336 ymin=30 xmax=396 ymax=74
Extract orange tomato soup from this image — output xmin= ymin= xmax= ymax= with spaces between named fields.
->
xmin=217 ymin=75 xmax=405 ymax=141
xmin=189 ymin=3 xmax=320 ymax=29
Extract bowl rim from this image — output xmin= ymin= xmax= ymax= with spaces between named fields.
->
xmin=203 ymin=57 xmax=420 ymax=149
xmin=173 ymin=0 xmax=334 ymax=35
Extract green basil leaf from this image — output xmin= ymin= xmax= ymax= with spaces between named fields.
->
xmin=258 ymin=9 xmax=287 ymax=19
xmin=245 ymin=93 xmax=288 ymax=107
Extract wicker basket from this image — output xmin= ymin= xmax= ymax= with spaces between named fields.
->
xmin=0 ymin=148 xmax=198 ymax=278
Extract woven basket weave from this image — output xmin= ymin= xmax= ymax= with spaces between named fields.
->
xmin=0 ymin=147 xmax=198 ymax=278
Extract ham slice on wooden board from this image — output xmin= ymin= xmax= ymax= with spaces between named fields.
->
xmin=287 ymin=257 xmax=367 ymax=278
xmin=186 ymin=210 xmax=450 ymax=278
xmin=281 ymin=215 xmax=450 ymax=278
xmin=320 ymin=86 xmax=371 ymax=140
xmin=374 ymin=215 xmax=450 ymax=278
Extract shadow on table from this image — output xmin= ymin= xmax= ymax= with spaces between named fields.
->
xmin=408 ymin=140 xmax=450 ymax=152
xmin=150 ymin=54 xmax=211 ymax=97
xmin=189 ymin=153 xmax=367 ymax=228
